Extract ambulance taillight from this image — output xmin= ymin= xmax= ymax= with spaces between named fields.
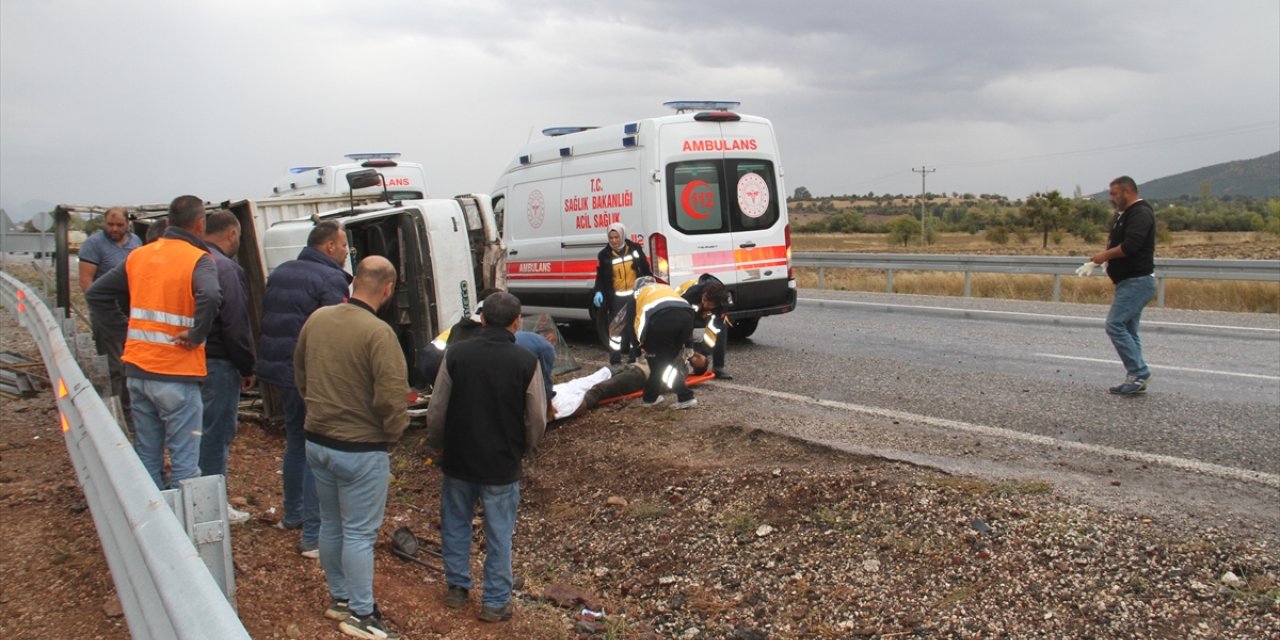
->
xmin=649 ymin=233 xmax=669 ymax=283
xmin=785 ymin=223 xmax=793 ymax=280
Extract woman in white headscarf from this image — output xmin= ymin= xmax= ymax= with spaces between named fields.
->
xmin=592 ymin=222 xmax=652 ymax=364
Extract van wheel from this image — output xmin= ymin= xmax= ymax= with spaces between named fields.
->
xmin=728 ymin=317 xmax=759 ymax=341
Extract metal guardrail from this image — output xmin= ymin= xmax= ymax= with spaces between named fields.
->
xmin=0 ymin=270 xmax=250 ymax=640
xmin=792 ymin=252 xmax=1280 ymax=307
xmin=0 ymin=231 xmax=58 ymax=254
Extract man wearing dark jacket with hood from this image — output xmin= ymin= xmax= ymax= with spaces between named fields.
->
xmin=592 ymin=222 xmax=651 ymax=364
xmin=256 ymin=220 xmax=352 ymax=557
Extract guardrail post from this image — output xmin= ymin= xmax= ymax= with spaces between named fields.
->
xmin=886 ymin=269 xmax=894 ymax=294
xmin=1052 ymin=274 xmax=1061 ymax=302
xmin=1157 ymin=277 xmax=1165 ymax=307
xmin=817 ymin=266 xmax=825 ymax=290
xmin=963 ymin=271 xmax=972 ymax=298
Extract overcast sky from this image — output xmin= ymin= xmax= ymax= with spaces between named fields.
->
xmin=2 ymin=0 xmax=1277 ymax=214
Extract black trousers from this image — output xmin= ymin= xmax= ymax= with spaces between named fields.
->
xmin=640 ymin=307 xmax=696 ymax=402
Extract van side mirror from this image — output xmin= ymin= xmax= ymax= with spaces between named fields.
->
xmin=346 ymin=169 xmax=382 ymax=191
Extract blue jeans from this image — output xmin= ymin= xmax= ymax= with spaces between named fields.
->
xmin=281 ymin=387 xmax=320 ymax=545
xmin=440 ymin=475 xmax=520 ymax=608
xmin=1106 ymin=275 xmax=1156 ymax=378
xmin=198 ymin=359 xmax=240 ymax=478
xmin=306 ymin=442 xmax=390 ymax=618
xmin=128 ymin=377 xmax=203 ymax=490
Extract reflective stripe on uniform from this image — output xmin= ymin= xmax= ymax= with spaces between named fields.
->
xmin=130 ymin=306 xmax=194 ymax=328
xmin=611 ymin=251 xmax=640 ymax=266
xmin=614 ymin=290 xmax=634 ymax=297
xmin=661 ymin=365 xmax=678 ymax=389
xmin=127 ymin=328 xmax=176 ymax=345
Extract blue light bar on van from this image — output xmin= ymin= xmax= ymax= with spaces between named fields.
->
xmin=542 ymin=126 xmax=598 ymax=137
xmin=560 ymin=147 xmax=572 ymax=157
xmin=289 ymin=166 xmax=321 ymax=174
xmin=664 ymin=100 xmax=740 ymax=113
xmin=622 ymin=136 xmax=637 ymax=147
xmin=519 ymin=155 xmax=531 ymax=165
xmin=624 ymin=122 xmax=638 ymax=135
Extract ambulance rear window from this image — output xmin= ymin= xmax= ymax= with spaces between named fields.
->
xmin=667 ymin=161 xmax=726 ymax=234
xmin=666 ymin=159 xmax=779 ymax=234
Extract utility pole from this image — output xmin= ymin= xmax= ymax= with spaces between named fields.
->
xmin=913 ymin=166 xmax=935 ymax=247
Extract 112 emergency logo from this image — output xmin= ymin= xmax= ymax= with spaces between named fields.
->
xmin=737 ymin=173 xmax=770 ymax=218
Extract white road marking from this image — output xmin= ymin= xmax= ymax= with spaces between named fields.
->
xmin=798 ymin=297 xmax=1280 ymax=334
xmin=713 ymin=381 xmax=1280 ymax=489
xmin=1036 ymin=353 xmax=1280 ymax=381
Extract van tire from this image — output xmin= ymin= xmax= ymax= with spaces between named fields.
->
xmin=728 ymin=317 xmax=759 ymax=341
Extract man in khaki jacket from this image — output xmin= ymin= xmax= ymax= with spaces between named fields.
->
xmin=295 ymin=256 xmax=408 ymax=640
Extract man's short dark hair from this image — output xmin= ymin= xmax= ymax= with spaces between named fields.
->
xmin=168 ymin=195 xmax=205 ymax=230
xmin=481 ymin=292 xmax=521 ymax=328
xmin=205 ymin=210 xmax=239 ymax=236
xmin=1110 ymin=176 xmax=1138 ymax=194
xmin=701 ymin=280 xmax=727 ymax=306
xmin=307 ymin=220 xmax=343 ymax=248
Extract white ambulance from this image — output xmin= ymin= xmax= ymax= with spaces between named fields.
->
xmin=270 ymin=153 xmax=428 ymax=200
xmin=491 ymin=101 xmax=796 ymax=342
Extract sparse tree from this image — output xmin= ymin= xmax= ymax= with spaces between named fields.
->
xmin=886 ymin=215 xmax=921 ymax=246
xmin=792 ymin=186 xmax=812 ymax=200
xmin=1021 ymin=191 xmax=1072 ymax=248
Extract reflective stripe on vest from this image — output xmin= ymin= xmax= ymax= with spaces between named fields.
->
xmin=611 ymin=248 xmax=641 ymax=294
xmin=633 ymin=285 xmax=687 ymax=342
xmin=130 ymin=306 xmax=195 ymax=328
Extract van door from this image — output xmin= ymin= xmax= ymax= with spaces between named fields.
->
xmin=502 ymin=163 xmax=566 ymax=316
xmin=344 ymin=208 xmax=434 ymax=386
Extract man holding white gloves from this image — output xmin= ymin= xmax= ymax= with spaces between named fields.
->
xmin=1084 ymin=176 xmax=1157 ymax=396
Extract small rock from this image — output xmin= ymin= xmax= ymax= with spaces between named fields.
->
xmin=102 ymin=596 xmax=124 ymax=618
xmin=970 ymin=518 xmax=993 ymax=535
xmin=771 ymin=468 xmax=782 ymax=477
xmin=606 ymin=496 xmax=628 ymax=507
xmin=574 ymin=620 xmax=599 ymax=635
xmin=692 ymin=498 xmax=713 ymax=513
xmin=755 ymin=524 xmax=774 ymax=537
xmin=680 ymin=628 xmax=700 ymax=639
xmin=862 ymin=558 xmax=881 ymax=573
xmin=285 ymin=623 xmax=302 ymax=638
xmin=1221 ymin=571 xmax=1245 ymax=588
xmin=542 ymin=583 xmax=602 ymax=610
xmin=659 ymin=575 xmax=679 ymax=585
xmin=593 ymin=566 xmax=609 ymax=578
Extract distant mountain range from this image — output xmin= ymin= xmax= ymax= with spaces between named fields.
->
xmin=1101 ymin=152 xmax=1279 ymax=200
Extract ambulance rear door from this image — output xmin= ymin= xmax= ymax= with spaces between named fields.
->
xmin=657 ymin=120 xmax=736 ymax=286
xmin=498 ymin=160 xmax=568 ymax=318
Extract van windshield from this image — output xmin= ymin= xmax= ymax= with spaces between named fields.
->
xmin=666 ymin=159 xmax=779 ymax=234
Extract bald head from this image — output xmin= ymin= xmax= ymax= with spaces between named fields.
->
xmin=351 ymin=255 xmax=397 ymax=309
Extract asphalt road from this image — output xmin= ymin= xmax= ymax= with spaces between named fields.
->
xmin=572 ymin=288 xmax=1280 ymax=538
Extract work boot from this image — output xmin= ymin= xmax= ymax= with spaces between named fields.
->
xmin=445 ymin=585 xmax=468 ymax=610
xmin=477 ymin=603 xmax=513 ymax=623
xmin=712 ymin=368 xmax=733 ymax=380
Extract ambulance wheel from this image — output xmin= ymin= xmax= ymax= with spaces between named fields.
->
xmin=728 ymin=317 xmax=759 ymax=341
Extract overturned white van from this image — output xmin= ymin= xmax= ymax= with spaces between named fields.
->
xmin=492 ymin=101 xmax=796 ymax=342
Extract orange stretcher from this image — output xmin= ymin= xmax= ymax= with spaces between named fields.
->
xmin=596 ymin=371 xmax=717 ymax=406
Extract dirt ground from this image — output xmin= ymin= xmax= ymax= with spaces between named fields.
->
xmin=2 ymin=303 xmax=1278 ymax=639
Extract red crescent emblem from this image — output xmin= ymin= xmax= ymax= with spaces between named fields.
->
xmin=681 ymin=180 xmax=712 ymax=220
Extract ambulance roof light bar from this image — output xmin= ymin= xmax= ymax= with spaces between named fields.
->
xmin=344 ymin=152 xmax=402 ymax=161
xmin=542 ymin=126 xmax=598 ymax=137
xmin=289 ymin=166 xmax=321 ymax=174
xmin=664 ymin=100 xmax=740 ymax=114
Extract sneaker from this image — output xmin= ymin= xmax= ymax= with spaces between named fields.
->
xmin=339 ymin=606 xmax=400 ymax=639
xmin=299 ymin=541 xmax=320 ymax=559
xmin=325 ymin=598 xmax=351 ymax=621
xmin=641 ymin=396 xmax=665 ymax=407
xmin=444 ymin=585 xmax=468 ymax=609
xmin=227 ymin=506 xmax=251 ymax=525
xmin=477 ymin=603 xmax=513 ymax=623
xmin=1109 ymin=373 xmax=1151 ymax=396
xmin=712 ymin=369 xmax=733 ymax=380
xmin=276 ymin=519 xmax=303 ymax=531
xmin=672 ymin=398 xmax=698 ymax=410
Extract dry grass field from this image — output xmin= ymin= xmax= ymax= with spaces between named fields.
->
xmin=792 ymin=232 xmax=1280 ymax=313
